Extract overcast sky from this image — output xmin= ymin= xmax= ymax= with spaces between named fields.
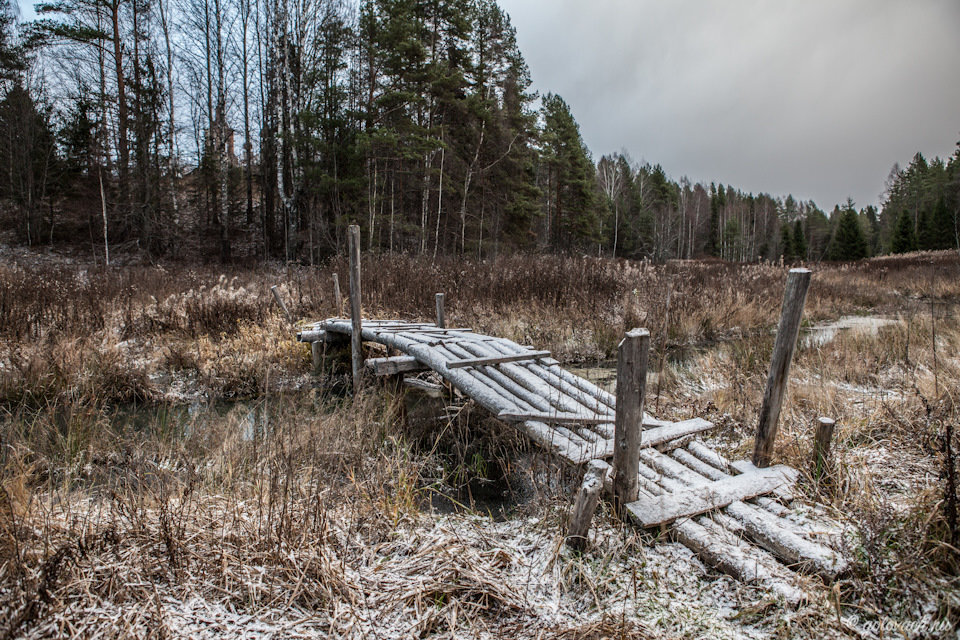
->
xmin=498 ymin=0 xmax=960 ymax=209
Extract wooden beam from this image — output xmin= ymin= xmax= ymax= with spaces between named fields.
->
xmin=497 ymin=411 xmax=614 ymax=425
xmin=626 ymin=464 xmax=798 ymax=528
xmin=753 ymin=268 xmax=811 ymax=467
xmin=365 ymin=355 xmax=427 ymax=376
xmin=348 ymin=224 xmax=363 ymax=392
xmin=446 ymin=351 xmax=551 ymax=369
xmin=403 ymin=377 xmax=445 ymax=398
xmin=613 ymin=328 xmax=650 ymax=513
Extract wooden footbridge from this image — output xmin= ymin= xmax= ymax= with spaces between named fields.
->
xmin=294 ymin=226 xmax=846 ymax=604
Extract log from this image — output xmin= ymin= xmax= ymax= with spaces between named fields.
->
xmin=613 ymin=328 xmax=650 ymax=512
xmin=270 ymin=285 xmax=293 ymax=323
xmin=625 ymin=464 xmax=797 ymax=527
xmin=435 ymin=292 xmax=445 ymax=328
xmin=812 ymin=417 xmax=836 ymax=481
xmin=403 ymin=377 xmax=445 ymax=398
xmin=297 ymin=328 xmax=348 ymax=343
xmin=348 ymin=225 xmax=363 ymax=392
xmin=566 ymin=460 xmax=607 ymax=551
xmin=639 ymin=418 xmax=714 ymax=448
xmin=753 ymin=268 xmax=812 ymax=467
xmin=333 ymin=273 xmax=343 ymax=316
xmin=365 ymin=355 xmax=428 ymax=376
xmin=497 ymin=411 xmax=614 ymax=425
xmin=446 ymin=351 xmax=552 ymax=369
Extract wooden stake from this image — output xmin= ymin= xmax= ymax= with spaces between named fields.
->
xmin=270 ymin=285 xmax=293 ymax=323
xmin=567 ymin=460 xmax=608 ymax=551
xmin=613 ymin=327 xmax=650 ymax=513
xmin=435 ymin=292 xmax=445 ymax=328
xmin=812 ymin=417 xmax=836 ymax=481
xmin=311 ymin=341 xmax=322 ymax=373
xmin=752 ymin=268 xmax=811 ymax=468
xmin=348 ymin=225 xmax=363 ymax=392
xmin=333 ymin=272 xmax=343 ymax=316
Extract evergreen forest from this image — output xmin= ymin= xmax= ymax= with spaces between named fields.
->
xmin=1 ymin=0 xmax=958 ymax=263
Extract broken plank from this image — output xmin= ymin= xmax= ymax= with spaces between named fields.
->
xmin=446 ymin=351 xmax=551 ymax=369
xmin=497 ymin=410 xmax=614 ymax=425
xmin=403 ymin=377 xmax=445 ymax=398
xmin=626 ymin=464 xmax=798 ymax=528
xmin=364 ymin=355 xmax=428 ymax=376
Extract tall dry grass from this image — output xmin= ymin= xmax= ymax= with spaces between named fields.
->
xmin=2 ymin=248 xmax=960 ymax=636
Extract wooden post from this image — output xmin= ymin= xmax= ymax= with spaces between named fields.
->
xmin=311 ymin=341 xmax=322 ymax=373
xmin=333 ymin=273 xmax=343 ymax=316
xmin=613 ymin=327 xmax=650 ymax=513
xmin=566 ymin=460 xmax=608 ymax=551
xmin=270 ymin=285 xmax=293 ymax=323
xmin=435 ymin=292 xmax=445 ymax=329
xmin=348 ymin=225 xmax=363 ymax=392
xmin=812 ymin=417 xmax=836 ymax=481
xmin=752 ymin=268 xmax=812 ymax=468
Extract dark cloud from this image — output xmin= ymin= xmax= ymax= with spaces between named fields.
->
xmin=499 ymin=0 xmax=960 ymax=208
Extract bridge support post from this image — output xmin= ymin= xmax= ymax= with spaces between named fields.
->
xmin=435 ymin=292 xmax=445 ymax=328
xmin=348 ymin=225 xmax=363 ymax=392
xmin=613 ymin=327 xmax=650 ymax=514
xmin=752 ymin=268 xmax=811 ymax=468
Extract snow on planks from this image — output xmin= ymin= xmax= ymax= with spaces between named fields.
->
xmin=299 ymin=318 xmax=715 ymax=464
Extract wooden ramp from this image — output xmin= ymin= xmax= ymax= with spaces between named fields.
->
xmin=300 ymin=318 xmax=714 ymax=465
xmin=298 ymin=317 xmax=846 ymax=602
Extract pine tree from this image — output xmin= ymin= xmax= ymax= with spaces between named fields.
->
xmin=916 ymin=207 xmax=935 ymax=250
xmin=890 ymin=210 xmax=917 ymax=254
xmin=931 ymin=196 xmax=953 ymax=250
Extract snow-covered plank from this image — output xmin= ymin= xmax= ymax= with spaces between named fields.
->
xmin=626 ymin=465 xmax=798 ymax=528
xmin=641 ymin=418 xmax=715 ymax=448
xmin=497 ymin=411 xmax=614 ymax=425
xmin=446 ymin=351 xmax=552 ymax=369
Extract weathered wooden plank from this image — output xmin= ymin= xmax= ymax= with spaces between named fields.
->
xmin=626 ymin=464 xmax=798 ymax=527
xmin=446 ymin=351 xmax=552 ymax=369
xmin=297 ymin=328 xmax=349 ymax=343
xmin=497 ymin=410 xmax=614 ymax=425
xmin=730 ymin=459 xmax=798 ymax=502
xmin=365 ymin=355 xmax=428 ymax=376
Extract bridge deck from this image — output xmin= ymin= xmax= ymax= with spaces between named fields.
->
xmin=301 ymin=318 xmax=714 ymax=465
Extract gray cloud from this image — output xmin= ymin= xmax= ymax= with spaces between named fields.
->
xmin=498 ymin=0 xmax=960 ymax=209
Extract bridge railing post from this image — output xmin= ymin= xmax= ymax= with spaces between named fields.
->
xmin=613 ymin=327 xmax=650 ymax=514
xmin=348 ymin=225 xmax=363 ymax=393
xmin=752 ymin=268 xmax=811 ymax=468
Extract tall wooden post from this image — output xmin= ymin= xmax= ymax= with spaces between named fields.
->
xmin=613 ymin=328 xmax=650 ymax=513
xmin=435 ymin=292 xmax=445 ymax=328
xmin=333 ymin=273 xmax=343 ymax=316
xmin=812 ymin=417 xmax=836 ymax=481
xmin=752 ymin=268 xmax=812 ymax=468
xmin=348 ymin=225 xmax=363 ymax=392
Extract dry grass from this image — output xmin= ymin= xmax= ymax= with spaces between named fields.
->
xmin=2 ymin=247 xmax=960 ymax=637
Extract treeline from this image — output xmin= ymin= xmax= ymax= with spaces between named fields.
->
xmin=1 ymin=0 xmax=958 ymax=263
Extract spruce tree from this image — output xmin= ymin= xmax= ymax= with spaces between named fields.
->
xmin=916 ymin=207 xmax=935 ymax=250
xmin=828 ymin=207 xmax=868 ymax=260
xmin=890 ymin=210 xmax=917 ymax=254
xmin=779 ymin=223 xmax=793 ymax=260
xmin=932 ymin=196 xmax=953 ymax=250
xmin=792 ymin=219 xmax=807 ymax=260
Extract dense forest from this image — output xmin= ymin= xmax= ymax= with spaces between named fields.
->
xmin=1 ymin=0 xmax=958 ymax=264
